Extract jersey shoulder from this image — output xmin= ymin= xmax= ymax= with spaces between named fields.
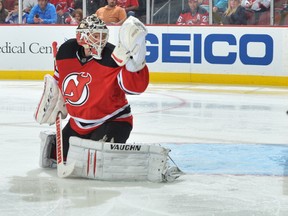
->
xmin=56 ymin=39 xmax=79 ymax=60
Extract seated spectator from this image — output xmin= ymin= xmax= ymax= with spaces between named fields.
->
xmin=221 ymin=0 xmax=246 ymax=24
xmin=213 ymin=0 xmax=228 ymax=23
xmin=213 ymin=0 xmax=228 ymax=12
xmin=65 ymin=8 xmax=82 ymax=24
xmin=27 ymin=0 xmax=57 ymax=24
xmin=0 ymin=0 xmax=8 ymax=23
xmin=96 ymin=0 xmax=127 ymax=25
xmin=5 ymin=1 xmax=27 ymax=23
xmin=198 ymin=0 xmax=209 ymax=11
xmin=241 ymin=0 xmax=270 ymax=12
xmin=23 ymin=0 xmax=38 ymax=13
xmin=241 ymin=0 xmax=270 ymax=24
xmin=275 ymin=0 xmax=288 ymax=25
xmin=50 ymin=0 xmax=74 ymax=24
xmin=3 ymin=0 xmax=14 ymax=11
xmin=117 ymin=0 xmax=139 ymax=17
xmin=176 ymin=0 xmax=209 ymax=25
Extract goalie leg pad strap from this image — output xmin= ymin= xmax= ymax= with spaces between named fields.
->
xmin=66 ymin=137 xmax=179 ymax=182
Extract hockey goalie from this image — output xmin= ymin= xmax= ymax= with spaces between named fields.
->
xmin=34 ymin=15 xmax=182 ymax=182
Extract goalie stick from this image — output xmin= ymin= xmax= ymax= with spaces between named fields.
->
xmin=52 ymin=41 xmax=75 ymax=178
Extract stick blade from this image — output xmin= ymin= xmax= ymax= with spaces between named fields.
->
xmin=57 ymin=161 xmax=75 ymax=178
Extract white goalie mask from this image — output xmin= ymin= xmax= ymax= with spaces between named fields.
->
xmin=76 ymin=15 xmax=109 ymax=60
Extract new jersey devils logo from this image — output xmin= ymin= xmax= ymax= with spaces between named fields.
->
xmin=62 ymin=72 xmax=92 ymax=106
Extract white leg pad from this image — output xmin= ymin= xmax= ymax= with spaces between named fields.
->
xmin=39 ymin=131 xmax=57 ymax=168
xmin=66 ymin=137 xmax=182 ymax=182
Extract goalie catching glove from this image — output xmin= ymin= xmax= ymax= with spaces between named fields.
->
xmin=112 ymin=16 xmax=147 ymax=72
xmin=34 ymin=74 xmax=67 ymax=125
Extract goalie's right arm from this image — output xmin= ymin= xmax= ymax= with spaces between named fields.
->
xmin=34 ymin=74 xmax=67 ymax=125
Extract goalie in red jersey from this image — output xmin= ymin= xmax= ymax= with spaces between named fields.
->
xmin=176 ymin=0 xmax=209 ymax=25
xmin=54 ymin=15 xmax=148 ymax=150
xmin=36 ymin=14 xmax=149 ymax=159
xmin=34 ymin=15 xmax=182 ymax=182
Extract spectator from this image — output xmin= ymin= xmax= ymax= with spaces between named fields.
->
xmin=27 ymin=0 xmax=57 ymax=24
xmin=3 ymin=0 xmax=14 ymax=11
xmin=241 ymin=0 xmax=270 ymax=24
xmin=0 ymin=0 xmax=8 ymax=23
xmin=117 ymin=0 xmax=139 ymax=17
xmin=198 ymin=0 xmax=209 ymax=10
xmin=221 ymin=0 xmax=247 ymax=24
xmin=275 ymin=0 xmax=288 ymax=25
xmin=241 ymin=0 xmax=270 ymax=12
xmin=213 ymin=0 xmax=228 ymax=23
xmin=5 ymin=1 xmax=27 ymax=23
xmin=23 ymin=0 xmax=38 ymax=13
xmin=50 ymin=0 xmax=74 ymax=24
xmin=96 ymin=0 xmax=127 ymax=25
xmin=65 ymin=8 xmax=82 ymax=24
xmin=213 ymin=0 xmax=228 ymax=12
xmin=176 ymin=0 xmax=209 ymax=25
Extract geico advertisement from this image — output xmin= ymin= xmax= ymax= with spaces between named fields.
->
xmin=0 ymin=25 xmax=286 ymax=76
xmin=146 ymin=26 xmax=284 ymax=76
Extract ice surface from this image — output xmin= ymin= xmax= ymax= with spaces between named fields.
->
xmin=0 ymin=81 xmax=288 ymax=216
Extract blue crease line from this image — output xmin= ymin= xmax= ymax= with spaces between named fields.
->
xmin=163 ymin=143 xmax=288 ymax=176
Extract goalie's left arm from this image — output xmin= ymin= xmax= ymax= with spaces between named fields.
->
xmin=117 ymin=64 xmax=149 ymax=95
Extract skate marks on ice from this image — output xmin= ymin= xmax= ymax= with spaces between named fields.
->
xmin=4 ymin=173 xmax=288 ymax=216
xmin=2 ymin=143 xmax=288 ymax=216
xmin=3 ymin=169 xmax=168 ymax=216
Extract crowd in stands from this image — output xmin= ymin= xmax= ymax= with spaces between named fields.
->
xmin=176 ymin=0 xmax=273 ymax=25
xmin=176 ymin=0 xmax=209 ymax=25
xmin=96 ymin=0 xmax=127 ymax=25
xmin=0 ymin=0 xmax=286 ymax=25
xmin=0 ymin=0 xmax=140 ymax=24
xmin=275 ymin=0 xmax=288 ymax=25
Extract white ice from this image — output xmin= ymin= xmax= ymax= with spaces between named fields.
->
xmin=0 ymin=81 xmax=288 ymax=216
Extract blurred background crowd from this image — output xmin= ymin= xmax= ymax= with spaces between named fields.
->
xmin=0 ymin=0 xmax=287 ymax=25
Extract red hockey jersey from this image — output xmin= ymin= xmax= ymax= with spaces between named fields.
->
xmin=176 ymin=7 xmax=209 ymax=25
xmin=117 ymin=0 xmax=139 ymax=9
xmin=54 ymin=39 xmax=149 ymax=135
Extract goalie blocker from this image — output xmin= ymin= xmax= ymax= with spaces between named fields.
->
xmin=40 ymin=132 xmax=182 ymax=182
